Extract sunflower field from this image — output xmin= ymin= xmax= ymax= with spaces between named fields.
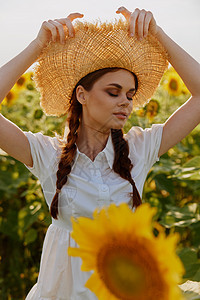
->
xmin=0 ymin=67 xmax=200 ymax=299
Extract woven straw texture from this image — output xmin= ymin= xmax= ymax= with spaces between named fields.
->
xmin=33 ymin=19 xmax=169 ymax=116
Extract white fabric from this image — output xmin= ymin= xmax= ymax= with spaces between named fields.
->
xmin=24 ymin=124 xmax=164 ymax=300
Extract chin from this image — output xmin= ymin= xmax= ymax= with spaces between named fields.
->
xmin=100 ymin=117 xmax=126 ymax=131
xmin=110 ymin=122 xmax=125 ymax=130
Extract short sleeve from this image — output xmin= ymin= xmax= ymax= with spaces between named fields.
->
xmin=24 ymin=131 xmax=61 ymax=183
xmin=125 ymin=124 xmax=164 ymax=172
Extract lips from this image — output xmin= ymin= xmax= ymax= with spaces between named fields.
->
xmin=113 ymin=112 xmax=127 ymax=116
xmin=113 ymin=112 xmax=128 ymax=120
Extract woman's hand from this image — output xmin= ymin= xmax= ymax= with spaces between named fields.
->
xmin=34 ymin=12 xmax=84 ymax=50
xmin=116 ymin=7 xmax=158 ymax=40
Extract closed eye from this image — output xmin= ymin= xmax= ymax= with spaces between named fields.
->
xmin=107 ymin=92 xmax=133 ymax=101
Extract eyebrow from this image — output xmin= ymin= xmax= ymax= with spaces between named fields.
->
xmin=106 ymin=83 xmax=136 ymax=92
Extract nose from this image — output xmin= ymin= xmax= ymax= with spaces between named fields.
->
xmin=117 ymin=94 xmax=130 ymax=107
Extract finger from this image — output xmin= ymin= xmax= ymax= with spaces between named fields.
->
xmin=129 ymin=9 xmax=140 ymax=36
xmin=116 ymin=6 xmax=131 ymax=21
xmin=54 ymin=18 xmax=74 ymax=38
xmin=54 ymin=13 xmax=84 ymax=25
xmin=143 ymin=11 xmax=153 ymax=38
xmin=65 ymin=19 xmax=76 ymax=37
xmin=67 ymin=12 xmax=84 ymax=22
xmin=48 ymin=20 xmax=65 ymax=44
xmin=42 ymin=21 xmax=58 ymax=42
xmin=137 ymin=10 xmax=146 ymax=40
xmin=55 ymin=13 xmax=84 ymax=37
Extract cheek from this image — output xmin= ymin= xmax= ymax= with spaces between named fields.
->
xmin=128 ymin=103 xmax=134 ymax=113
xmin=90 ymin=94 xmax=114 ymax=113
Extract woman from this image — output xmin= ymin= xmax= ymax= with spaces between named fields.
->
xmin=0 ymin=6 xmax=200 ymax=299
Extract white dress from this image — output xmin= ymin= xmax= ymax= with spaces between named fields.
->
xmin=24 ymin=124 xmax=163 ymax=300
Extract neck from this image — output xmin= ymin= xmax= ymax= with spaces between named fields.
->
xmin=76 ymin=122 xmax=110 ymax=161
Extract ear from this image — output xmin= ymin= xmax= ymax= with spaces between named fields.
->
xmin=76 ymin=85 xmax=88 ymax=105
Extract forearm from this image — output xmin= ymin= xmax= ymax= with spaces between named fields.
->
xmin=156 ymin=26 xmax=200 ymax=96
xmin=0 ymin=39 xmax=42 ymax=103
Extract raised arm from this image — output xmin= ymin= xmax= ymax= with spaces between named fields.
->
xmin=116 ymin=7 xmax=200 ymax=157
xmin=0 ymin=40 xmax=42 ymax=167
xmin=0 ymin=13 xmax=83 ymax=167
xmin=155 ymin=27 xmax=200 ymax=156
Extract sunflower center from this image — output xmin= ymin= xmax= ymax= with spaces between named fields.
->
xmin=169 ymin=79 xmax=178 ymax=91
xmin=97 ymin=240 xmax=167 ymax=300
xmin=17 ymin=77 xmax=25 ymax=86
xmin=6 ymin=91 xmax=14 ymax=101
xmin=107 ymin=253 xmax=145 ymax=292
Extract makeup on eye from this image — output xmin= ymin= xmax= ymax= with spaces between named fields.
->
xmin=107 ymin=91 xmax=133 ymax=100
xmin=106 ymin=89 xmax=135 ymax=100
xmin=105 ymin=83 xmax=136 ymax=100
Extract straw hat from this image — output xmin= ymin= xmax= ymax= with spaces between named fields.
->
xmin=33 ymin=19 xmax=169 ymax=117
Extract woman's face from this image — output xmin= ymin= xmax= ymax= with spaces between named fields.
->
xmin=76 ymin=69 xmax=136 ymax=132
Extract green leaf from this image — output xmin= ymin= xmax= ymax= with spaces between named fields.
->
xmin=177 ymin=248 xmax=200 ymax=281
xmin=154 ymin=173 xmax=175 ymax=194
xmin=18 ymin=202 xmax=42 ymax=233
xmin=34 ymin=109 xmax=43 ymax=119
xmin=183 ymin=157 xmax=200 ymax=168
xmin=171 ymin=156 xmax=200 ymax=180
xmin=193 ymin=267 xmax=200 ymax=282
xmin=24 ymin=228 xmax=37 ymax=245
xmin=159 ymin=204 xmax=200 ymax=228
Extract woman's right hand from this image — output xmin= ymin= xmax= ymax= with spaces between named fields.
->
xmin=34 ymin=12 xmax=84 ymax=50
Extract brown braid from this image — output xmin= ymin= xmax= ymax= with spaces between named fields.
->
xmin=50 ymin=68 xmax=141 ymax=219
xmin=50 ymin=94 xmax=82 ymax=219
xmin=111 ymin=129 xmax=142 ymax=208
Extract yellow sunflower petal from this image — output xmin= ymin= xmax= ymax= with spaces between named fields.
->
xmin=68 ymin=247 xmax=96 ymax=271
xmin=68 ymin=247 xmax=83 ymax=257
xmin=85 ymin=272 xmax=119 ymax=300
xmin=104 ymin=203 xmax=133 ymax=233
xmin=136 ymin=108 xmax=145 ymax=117
xmin=70 ymin=215 xmax=107 ymax=249
xmin=128 ymin=203 xmax=157 ymax=238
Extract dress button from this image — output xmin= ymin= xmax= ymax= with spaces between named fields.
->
xmin=97 ymin=170 xmax=101 ymax=176
xmin=101 ymin=185 xmax=108 ymax=192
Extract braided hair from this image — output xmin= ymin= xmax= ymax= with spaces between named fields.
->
xmin=50 ymin=68 xmax=141 ymax=219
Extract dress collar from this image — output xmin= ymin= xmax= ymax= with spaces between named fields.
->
xmin=72 ymin=132 xmax=114 ymax=170
xmin=102 ymin=132 xmax=115 ymax=169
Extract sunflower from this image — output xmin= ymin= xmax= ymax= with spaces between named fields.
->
xmin=2 ymin=85 xmax=20 ymax=107
xmin=68 ymin=203 xmax=185 ymax=300
xmin=135 ymin=108 xmax=145 ymax=117
xmin=162 ymin=68 xmax=187 ymax=96
xmin=135 ymin=100 xmax=159 ymax=121
xmin=16 ymin=71 xmax=34 ymax=90
xmin=145 ymin=99 xmax=159 ymax=121
xmin=182 ymin=84 xmax=191 ymax=96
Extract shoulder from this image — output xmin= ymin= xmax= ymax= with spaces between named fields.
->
xmin=23 ymin=131 xmax=64 ymax=181
xmin=124 ymin=126 xmax=145 ymax=142
xmin=24 ymin=131 xmax=62 ymax=151
xmin=24 ymin=131 xmax=63 ymax=164
xmin=124 ymin=124 xmax=164 ymax=142
xmin=124 ymin=124 xmax=164 ymax=157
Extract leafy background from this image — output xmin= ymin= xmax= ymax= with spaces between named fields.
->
xmin=0 ymin=67 xmax=199 ymax=299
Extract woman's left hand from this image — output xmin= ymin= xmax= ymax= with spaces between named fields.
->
xmin=116 ymin=7 xmax=159 ymax=40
